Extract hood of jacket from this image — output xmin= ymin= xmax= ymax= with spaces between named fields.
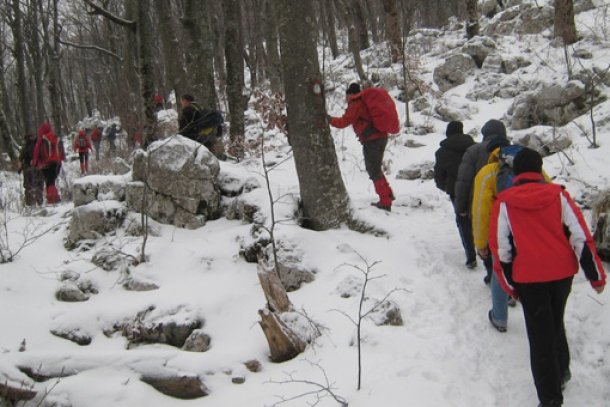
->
xmin=497 ymin=173 xmax=560 ymax=210
xmin=440 ymin=133 xmax=474 ymax=155
xmin=37 ymin=122 xmax=51 ymax=137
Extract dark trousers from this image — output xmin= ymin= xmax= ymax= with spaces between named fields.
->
xmin=23 ymin=167 xmax=44 ymax=206
xmin=452 ymin=199 xmax=476 ymax=263
xmin=362 ymin=137 xmax=387 ymax=181
xmin=41 ymin=163 xmax=60 ymax=189
xmin=515 ymin=277 xmax=573 ymax=406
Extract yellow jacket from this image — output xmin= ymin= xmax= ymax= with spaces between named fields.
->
xmin=471 ymin=148 xmax=550 ymax=250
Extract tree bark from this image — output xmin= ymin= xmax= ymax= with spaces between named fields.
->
xmin=223 ymin=0 xmax=246 ymax=158
xmin=381 ymin=0 xmax=402 ymax=63
xmin=321 ymin=0 xmax=339 ymax=59
xmin=156 ymin=0 xmax=188 ymax=104
xmin=46 ymin=0 xmax=63 ymax=134
xmin=466 ymin=0 xmax=480 ymax=39
xmin=183 ymin=0 xmax=217 ymax=108
xmin=352 ymin=0 xmax=370 ymax=50
xmin=342 ymin=2 xmax=368 ymax=81
xmin=258 ymin=308 xmax=306 ymax=362
xmin=554 ymin=0 xmax=577 ymax=45
xmin=135 ymin=0 xmax=156 ymax=146
xmin=262 ymin=0 xmax=282 ymax=92
xmin=277 ymin=0 xmax=351 ymax=230
xmin=10 ymin=0 xmax=30 ymax=134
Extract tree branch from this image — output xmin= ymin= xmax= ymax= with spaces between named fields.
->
xmin=82 ymin=0 xmax=136 ymax=30
xmin=59 ymin=38 xmax=123 ymax=61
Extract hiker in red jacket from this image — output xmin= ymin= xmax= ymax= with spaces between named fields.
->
xmin=329 ymin=83 xmax=395 ymax=211
xmin=73 ymin=130 xmax=92 ymax=175
xmin=32 ymin=122 xmax=65 ymax=204
xmin=489 ymin=148 xmax=606 ymax=407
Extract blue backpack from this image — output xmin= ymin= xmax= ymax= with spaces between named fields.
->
xmin=496 ymin=145 xmax=524 ymax=193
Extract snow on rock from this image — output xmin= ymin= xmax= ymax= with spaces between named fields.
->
xmin=433 ymin=53 xmax=477 ymax=92
xmin=66 ymin=200 xmax=126 ymax=249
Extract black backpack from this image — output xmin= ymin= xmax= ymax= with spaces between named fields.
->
xmin=191 ymin=109 xmax=224 ymax=142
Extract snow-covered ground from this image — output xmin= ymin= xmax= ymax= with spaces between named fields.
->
xmin=1 ymin=1 xmax=609 ymax=406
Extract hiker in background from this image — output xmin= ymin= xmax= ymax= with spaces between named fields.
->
xmin=472 ymin=134 xmax=516 ymax=332
xmin=488 ymin=147 xmax=606 ymax=407
xmin=17 ymin=134 xmax=44 ymax=207
xmin=329 ymin=82 xmax=397 ymax=212
xmin=434 ymin=121 xmax=477 ymax=268
xmin=178 ymin=94 xmax=201 ymax=142
xmin=73 ymin=129 xmax=92 ymax=175
xmin=90 ymin=127 xmax=102 ymax=160
xmin=455 ymin=119 xmax=508 ymax=283
xmin=154 ymin=95 xmax=165 ymax=112
xmin=178 ymin=93 xmax=226 ymax=159
xmin=31 ymin=122 xmax=65 ymax=205
xmin=106 ymin=123 xmax=118 ymax=157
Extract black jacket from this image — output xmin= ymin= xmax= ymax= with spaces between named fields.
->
xmin=434 ymin=133 xmax=475 ymax=198
xmin=178 ymin=102 xmax=202 ymax=139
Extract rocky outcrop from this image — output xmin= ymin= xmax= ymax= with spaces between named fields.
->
xmin=126 ymin=136 xmax=221 ymax=229
xmin=65 ymin=200 xmax=126 ymax=249
xmin=73 ymin=175 xmax=128 ymax=207
xmin=433 ymin=54 xmax=477 ymax=92
xmin=508 ymin=80 xmax=591 ymax=129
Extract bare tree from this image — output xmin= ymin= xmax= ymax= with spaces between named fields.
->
xmin=223 ymin=0 xmax=246 ymax=158
xmin=381 ymin=0 xmax=402 ymax=63
xmin=262 ymin=0 xmax=282 ymax=92
xmin=466 ymin=0 xmax=479 ymax=39
xmin=155 ymin=0 xmax=188 ymax=103
xmin=277 ymin=0 xmax=351 ymax=230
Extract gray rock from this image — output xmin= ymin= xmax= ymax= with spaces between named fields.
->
xmin=140 ymin=374 xmax=208 ymax=399
xmin=50 ymin=328 xmax=92 ymax=346
xmin=217 ymin=173 xmax=261 ymax=197
xmin=433 ymin=53 xmax=477 ymax=92
xmin=91 ymin=247 xmax=134 ymax=271
xmin=231 ymin=376 xmax=246 ymax=384
xmin=574 ymin=0 xmax=595 ymax=13
xmin=224 ymin=197 xmax=262 ymax=223
xmin=112 ymin=157 xmax=131 ymax=175
xmin=267 ymin=242 xmax=316 ymax=292
xmin=72 ymin=176 xmax=128 ymax=207
xmin=397 ymin=161 xmax=435 ymax=180
xmin=129 ymin=136 xmax=220 ymax=228
xmin=66 ymin=200 xmax=126 ymax=249
xmin=592 ymin=190 xmax=610 ymax=261
xmin=122 ymin=212 xmax=162 ymax=237
xmin=336 ymin=275 xmax=363 ymax=298
xmin=182 ymin=329 xmax=211 ymax=352
xmin=55 ymin=283 xmax=88 ymax=302
xmin=461 ymin=36 xmax=496 ymax=68
xmin=369 ymin=300 xmax=403 ymax=326
xmin=123 ymin=275 xmax=159 ymax=292
xmin=244 ymin=360 xmax=262 ymax=373
xmin=115 ymin=305 xmax=203 ymax=348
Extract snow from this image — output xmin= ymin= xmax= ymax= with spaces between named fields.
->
xmin=1 ymin=1 xmax=609 ymax=406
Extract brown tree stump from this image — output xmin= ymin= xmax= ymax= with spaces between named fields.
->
xmin=258 ymin=308 xmax=306 ymax=362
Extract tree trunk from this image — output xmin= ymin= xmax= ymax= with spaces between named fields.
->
xmin=183 ymin=0 xmax=217 ymax=108
xmin=381 ymin=0 xmax=402 ymax=63
xmin=364 ymin=0 xmax=380 ymax=44
xmin=277 ymin=0 xmax=351 ymax=230
xmin=223 ymin=0 xmax=246 ymax=158
xmin=46 ymin=0 xmax=62 ymax=134
xmin=29 ymin=0 xmax=46 ymax=128
xmin=10 ymin=0 xmax=30 ymax=135
xmin=156 ymin=0 xmax=188 ymax=105
xmin=466 ymin=0 xmax=480 ymax=39
xmin=257 ymin=258 xmax=305 ymax=362
xmin=262 ymin=0 xmax=282 ymax=92
xmin=321 ymin=0 xmax=339 ymax=59
xmin=352 ymin=0 xmax=370 ymax=50
xmin=343 ymin=4 xmax=368 ymax=81
xmin=135 ymin=0 xmax=156 ymax=147
xmin=554 ymin=0 xmax=577 ymax=45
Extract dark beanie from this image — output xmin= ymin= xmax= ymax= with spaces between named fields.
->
xmin=181 ymin=94 xmax=195 ymax=102
xmin=445 ymin=121 xmax=463 ymax=137
xmin=346 ymin=83 xmax=361 ymax=95
xmin=481 ymin=119 xmax=507 ymax=139
xmin=513 ymin=147 xmax=543 ymax=175
xmin=486 ymin=135 xmax=510 ymax=152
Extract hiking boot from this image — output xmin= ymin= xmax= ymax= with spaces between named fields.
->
xmin=488 ymin=310 xmax=507 ymax=333
xmin=370 ymin=202 xmax=391 ymax=212
xmin=483 ymin=275 xmax=491 ymax=285
xmin=466 ymin=260 xmax=477 ymax=269
xmin=508 ymin=296 xmax=517 ymax=307
xmin=538 ymin=401 xmax=562 ymax=407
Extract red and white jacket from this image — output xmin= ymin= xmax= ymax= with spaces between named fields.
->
xmin=489 ymin=172 xmax=606 ymax=297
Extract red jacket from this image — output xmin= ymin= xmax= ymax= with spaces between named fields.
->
xmin=329 ymin=93 xmax=386 ymax=144
xmin=32 ymin=122 xmax=65 ymax=169
xmin=489 ymin=172 xmax=606 ymax=297
xmin=73 ymin=131 xmax=92 ymax=153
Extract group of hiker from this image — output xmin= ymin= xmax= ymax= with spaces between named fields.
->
xmin=434 ymin=118 xmax=606 ymax=407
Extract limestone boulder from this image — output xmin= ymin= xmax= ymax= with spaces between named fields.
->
xmin=66 ymin=200 xmax=126 ymax=248
xmin=433 ymin=54 xmax=477 ymax=92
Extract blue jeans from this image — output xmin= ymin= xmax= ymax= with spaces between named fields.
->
xmin=490 ymin=271 xmax=508 ymax=327
xmin=452 ymin=199 xmax=476 ymax=263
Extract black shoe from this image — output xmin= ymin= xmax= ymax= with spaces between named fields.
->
xmin=370 ymin=202 xmax=391 ymax=212
xmin=466 ymin=260 xmax=477 ymax=269
xmin=508 ymin=296 xmax=517 ymax=307
xmin=483 ymin=275 xmax=491 ymax=285
xmin=488 ymin=310 xmax=507 ymax=333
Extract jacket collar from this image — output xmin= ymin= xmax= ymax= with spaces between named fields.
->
xmin=513 ymin=172 xmax=545 ymax=185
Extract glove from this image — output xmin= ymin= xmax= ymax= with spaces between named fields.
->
xmin=17 ymin=169 xmax=22 ymax=175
